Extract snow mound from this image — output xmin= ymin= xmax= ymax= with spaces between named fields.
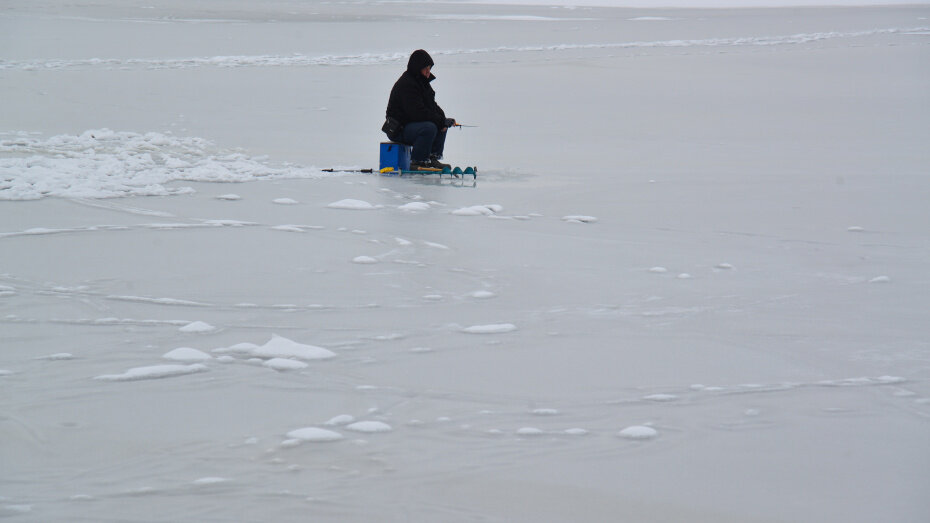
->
xmin=273 ymin=198 xmax=298 ymax=205
xmin=346 ymin=421 xmax=393 ymax=433
xmin=286 ymin=427 xmax=344 ymax=442
xmin=263 ymin=358 xmax=309 ymax=371
xmin=163 ymin=347 xmax=212 ymax=362
xmin=649 ymin=266 xmax=669 ymax=273
xmin=94 ymin=364 xmax=208 ymax=382
xmin=869 ymin=275 xmax=891 ymax=283
xmin=516 ymin=427 xmax=545 ymax=436
xmin=619 ymin=425 xmax=658 ymax=440
xmin=452 ymin=204 xmax=502 ymax=216
xmin=328 ymin=199 xmax=376 ymax=210
xmin=352 ymin=256 xmax=378 ymax=264
xmin=532 ymin=408 xmax=560 ymax=415
xmin=0 ymin=129 xmax=339 ymax=200
xmin=399 ymin=202 xmax=430 ymax=211
xmin=216 ymin=194 xmax=241 ymax=201
xmin=251 ymin=335 xmax=336 ymax=360
xmin=271 ymin=225 xmax=305 ymax=233
xmin=324 ymin=414 xmax=355 ymax=426
xmin=462 ymin=323 xmax=517 ymax=334
xmin=470 ymin=290 xmax=496 ymax=299
xmin=192 ymin=477 xmax=229 ymax=485
xmin=179 ymin=321 xmax=215 ymax=333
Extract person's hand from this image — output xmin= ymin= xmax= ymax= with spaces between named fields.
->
xmin=445 ymin=118 xmax=456 ymax=128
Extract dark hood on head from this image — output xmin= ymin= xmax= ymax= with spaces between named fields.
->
xmin=406 ymin=49 xmax=434 ymax=74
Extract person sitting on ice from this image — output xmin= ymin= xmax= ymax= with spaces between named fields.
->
xmin=383 ymin=49 xmax=456 ymax=171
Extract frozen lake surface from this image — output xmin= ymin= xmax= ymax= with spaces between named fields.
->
xmin=1 ymin=1 xmax=929 ymax=521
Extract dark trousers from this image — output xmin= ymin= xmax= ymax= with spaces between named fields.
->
xmin=401 ymin=121 xmax=446 ymax=162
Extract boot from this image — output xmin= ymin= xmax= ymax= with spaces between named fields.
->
xmin=409 ymin=160 xmax=432 ymax=171
xmin=428 ymin=155 xmax=451 ymax=170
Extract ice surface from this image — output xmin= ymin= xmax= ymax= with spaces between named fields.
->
xmin=1 ymin=2 xmax=928 ymax=522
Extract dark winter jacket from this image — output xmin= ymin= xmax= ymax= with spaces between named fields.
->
xmin=385 ymin=50 xmax=447 ymax=132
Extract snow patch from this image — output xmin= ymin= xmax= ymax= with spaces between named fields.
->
xmin=163 ymin=347 xmax=212 ymax=362
xmin=39 ymin=353 xmax=75 ymax=360
xmin=345 ymin=421 xmax=393 ymax=433
xmin=263 ymin=358 xmax=309 ymax=371
xmin=643 ymin=394 xmax=678 ymax=402
xmin=328 ymin=199 xmax=376 ymax=210
xmin=561 ymin=215 xmax=598 ymax=223
xmin=452 ymin=204 xmax=502 ymax=216
xmin=94 ymin=364 xmax=208 ymax=382
xmin=399 ymin=202 xmax=430 ymax=211
xmin=179 ymin=321 xmax=215 ymax=333
xmin=251 ymin=335 xmax=336 ymax=360
xmin=0 ymin=130 xmax=339 ymax=200
xmin=462 ymin=323 xmax=517 ymax=334
xmin=286 ymin=427 xmax=344 ymax=442
xmin=324 ymin=415 xmax=355 ymax=426
xmin=192 ymin=477 xmax=229 ymax=485
xmin=618 ymin=425 xmax=658 ymax=440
